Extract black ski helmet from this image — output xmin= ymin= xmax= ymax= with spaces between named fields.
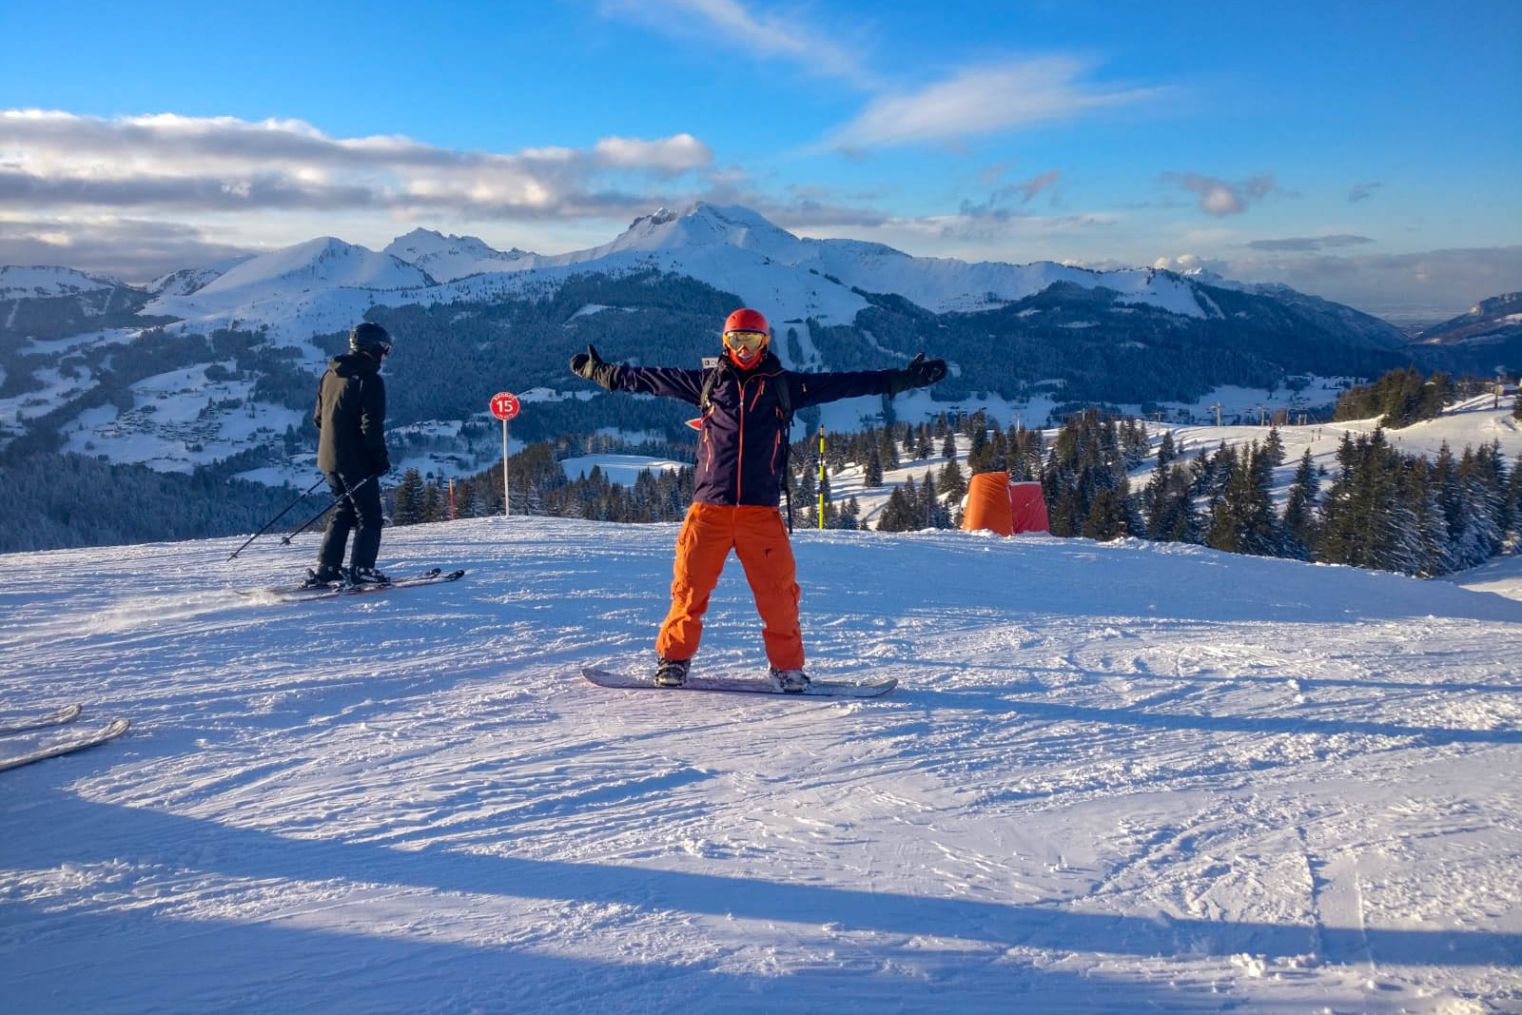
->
xmin=349 ymin=322 xmax=392 ymax=356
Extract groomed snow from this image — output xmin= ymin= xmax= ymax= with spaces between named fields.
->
xmin=2 ymin=518 xmax=1520 ymax=1011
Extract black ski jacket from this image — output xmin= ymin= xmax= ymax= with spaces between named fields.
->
xmin=605 ymin=351 xmax=899 ymax=507
xmin=314 ymin=352 xmax=389 ymax=477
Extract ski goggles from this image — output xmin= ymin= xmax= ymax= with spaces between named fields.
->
xmin=723 ymin=330 xmax=769 ymax=353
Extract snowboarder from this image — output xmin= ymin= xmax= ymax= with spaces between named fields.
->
xmin=569 ymin=307 xmax=946 ymax=691
xmin=304 ymin=322 xmax=393 ymax=587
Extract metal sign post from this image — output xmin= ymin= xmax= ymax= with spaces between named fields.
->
xmin=489 ymin=392 xmax=521 ymax=518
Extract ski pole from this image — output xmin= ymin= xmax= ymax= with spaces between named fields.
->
xmin=227 ymin=475 xmax=328 ymax=560
xmin=280 ymin=475 xmax=376 ymax=546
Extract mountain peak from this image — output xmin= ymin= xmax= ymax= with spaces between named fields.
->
xmin=610 ymin=201 xmax=800 ymax=258
xmin=383 ymin=228 xmax=529 ymax=282
xmin=0 ymin=265 xmax=125 ymax=299
xmin=188 ymin=236 xmax=433 ymax=299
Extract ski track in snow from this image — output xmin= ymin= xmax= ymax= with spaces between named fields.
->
xmin=1 ymin=518 xmax=1520 ymax=1012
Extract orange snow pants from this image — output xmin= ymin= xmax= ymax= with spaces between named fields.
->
xmin=656 ymin=503 xmax=804 ymax=669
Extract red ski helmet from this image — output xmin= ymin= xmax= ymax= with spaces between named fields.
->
xmin=723 ymin=307 xmax=770 ymax=335
xmin=722 ymin=307 xmax=771 ymax=368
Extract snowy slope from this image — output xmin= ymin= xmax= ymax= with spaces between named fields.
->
xmin=145 ymin=255 xmax=254 ymax=298
xmin=1129 ymin=393 xmax=1522 ymax=506
xmin=2 ymin=519 xmax=1519 ymax=1012
xmin=0 ymin=265 xmax=122 ymax=299
xmin=145 ymin=237 xmax=438 ymax=339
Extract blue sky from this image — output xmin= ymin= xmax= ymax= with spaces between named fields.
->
xmin=1 ymin=0 xmax=1517 ymax=316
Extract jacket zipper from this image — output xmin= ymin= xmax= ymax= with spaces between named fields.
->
xmin=736 ymin=374 xmax=751 ymax=502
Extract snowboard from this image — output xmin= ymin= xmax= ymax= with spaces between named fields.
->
xmin=243 ymin=568 xmax=466 ymax=600
xmin=581 ymin=666 xmax=896 ymax=698
xmin=0 ymin=717 xmax=130 ymax=773
xmin=0 ymin=703 xmax=83 ymax=736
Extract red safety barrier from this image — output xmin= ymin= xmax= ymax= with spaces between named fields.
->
xmin=1009 ymin=481 xmax=1050 ymax=534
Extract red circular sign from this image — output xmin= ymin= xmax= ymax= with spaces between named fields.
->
xmin=489 ymin=392 xmax=520 ymax=421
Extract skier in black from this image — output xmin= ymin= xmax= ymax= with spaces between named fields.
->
xmin=304 ymin=322 xmax=393 ymax=587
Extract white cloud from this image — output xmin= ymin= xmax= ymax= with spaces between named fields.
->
xmin=1163 ymin=172 xmax=1277 ymax=217
xmin=594 ymin=134 xmax=712 ymax=175
xmin=599 ymin=0 xmax=879 ymax=88
xmin=0 ymin=110 xmax=714 ymax=220
xmin=824 ymin=59 xmax=1162 ymax=150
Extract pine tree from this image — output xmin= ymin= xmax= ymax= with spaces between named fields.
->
xmin=939 ymin=455 xmax=967 ymax=501
xmin=877 ymin=486 xmax=912 ymax=532
xmin=1281 ymin=449 xmax=1320 ymax=559
xmin=421 ymin=479 xmax=442 ymax=523
xmin=922 ymin=471 xmax=949 ymax=528
xmin=838 ymin=496 xmax=861 ymax=530
xmin=879 ymin=426 xmax=901 ymax=472
xmin=864 ymin=446 xmax=884 ymax=487
xmin=1156 ymin=429 xmax=1178 ymax=471
xmin=1506 ymin=455 xmax=1522 ymax=547
xmin=1261 ymin=426 xmax=1286 ymax=471
xmin=393 ymin=468 xmax=427 ymax=525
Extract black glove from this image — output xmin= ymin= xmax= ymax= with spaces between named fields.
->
xmin=569 ymin=344 xmax=616 ymax=389
xmin=372 ymin=456 xmax=391 ymax=477
xmin=888 ymin=353 xmax=948 ymax=395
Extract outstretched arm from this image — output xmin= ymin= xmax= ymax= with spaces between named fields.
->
xmin=790 ymin=353 xmax=948 ymax=407
xmin=569 ymin=344 xmax=705 ymax=404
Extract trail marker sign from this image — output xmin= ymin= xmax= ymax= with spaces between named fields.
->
xmin=490 ymin=392 xmax=520 ymax=421
xmin=489 ymin=392 xmax=521 ymax=516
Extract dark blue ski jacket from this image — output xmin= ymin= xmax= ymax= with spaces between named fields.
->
xmin=605 ymin=352 xmax=901 ymax=507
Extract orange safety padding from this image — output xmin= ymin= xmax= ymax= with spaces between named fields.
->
xmin=961 ymin=471 xmax=1014 ymax=536
xmin=1009 ymin=481 xmax=1050 ymax=533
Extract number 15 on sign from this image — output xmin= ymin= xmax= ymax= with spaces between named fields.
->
xmin=489 ymin=392 xmax=520 ymax=517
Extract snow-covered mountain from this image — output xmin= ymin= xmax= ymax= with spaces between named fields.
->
xmin=0 ymin=264 xmax=123 ymax=300
xmin=122 ymin=203 xmax=1406 ymax=347
xmin=145 ymin=255 xmax=254 ymax=299
xmin=431 ymin=202 xmax=1222 ymax=321
xmin=383 ymin=227 xmax=532 ymax=282
xmin=140 ymin=237 xmax=439 ymax=344
xmin=589 ymin=203 xmax=1209 ymax=317
xmin=175 ymin=236 xmax=435 ymax=302
xmin=1415 ymin=292 xmax=1522 ymax=347
xmin=0 ymin=266 xmax=156 ymax=343
xmin=4 ymin=517 xmax=1520 ymax=1010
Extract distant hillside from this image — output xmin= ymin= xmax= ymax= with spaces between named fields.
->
xmin=1408 ymin=293 xmax=1522 ymax=373
xmin=1 ymin=203 xmax=1498 ymax=552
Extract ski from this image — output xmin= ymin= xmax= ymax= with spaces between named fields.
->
xmin=241 ymin=568 xmax=467 ymax=600
xmin=0 ymin=703 xmax=83 ymax=736
xmin=0 ymin=718 xmax=130 ymax=773
xmin=581 ymin=667 xmax=897 ymax=699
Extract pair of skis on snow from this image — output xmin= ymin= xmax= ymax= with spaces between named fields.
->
xmin=0 ymin=704 xmax=130 ymax=772
xmin=243 ymin=567 xmax=468 ymax=601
